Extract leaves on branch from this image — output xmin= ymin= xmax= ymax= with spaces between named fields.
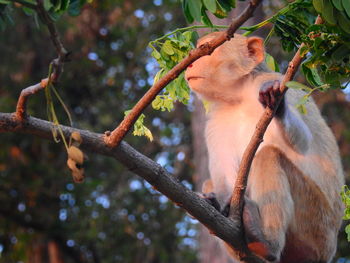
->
xmin=182 ymin=0 xmax=237 ymax=26
xmin=0 ymin=0 xmax=92 ymax=29
xmin=123 ymin=110 xmax=153 ymax=142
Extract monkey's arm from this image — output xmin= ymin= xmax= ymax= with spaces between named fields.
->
xmin=259 ymin=80 xmax=312 ymax=153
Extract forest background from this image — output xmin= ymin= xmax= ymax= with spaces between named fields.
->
xmin=0 ymin=0 xmax=350 ymax=262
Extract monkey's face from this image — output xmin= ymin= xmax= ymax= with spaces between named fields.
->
xmin=185 ymin=32 xmax=264 ymax=103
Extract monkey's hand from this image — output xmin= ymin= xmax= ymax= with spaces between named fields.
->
xmin=201 ymin=192 xmax=221 ymax=212
xmin=200 ymin=179 xmax=221 ymax=212
xmin=259 ymin=80 xmax=285 ymax=117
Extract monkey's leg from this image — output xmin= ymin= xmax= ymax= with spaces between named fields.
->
xmin=246 ymin=145 xmax=294 ymax=261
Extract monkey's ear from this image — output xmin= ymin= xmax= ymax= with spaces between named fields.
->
xmin=247 ymin=37 xmax=264 ymax=64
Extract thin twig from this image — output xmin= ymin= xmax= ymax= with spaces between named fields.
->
xmin=15 ymin=79 xmax=48 ymax=121
xmin=229 ymin=15 xmax=324 ymax=218
xmin=36 ymin=0 xmax=67 ymax=60
xmin=36 ymin=0 xmax=68 ymax=83
xmin=104 ymin=0 xmax=263 ymax=148
xmin=15 ymin=1 xmax=69 ymax=120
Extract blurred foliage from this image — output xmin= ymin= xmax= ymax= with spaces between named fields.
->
xmin=0 ymin=0 xmax=196 ymax=262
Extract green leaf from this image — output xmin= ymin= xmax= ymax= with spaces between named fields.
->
xmin=332 ymin=0 xmax=344 ymax=11
xmin=313 ymin=0 xmax=324 ymax=13
xmin=265 ymin=53 xmax=279 ymax=72
xmin=44 ymin=0 xmax=53 ymax=10
xmin=331 ymin=44 xmax=350 ymax=61
xmin=201 ymin=5 xmax=213 ymax=27
xmin=345 ymin=224 xmax=350 ymax=241
xmin=303 ymin=65 xmax=324 ymax=87
xmin=53 ymin=0 xmax=62 ymax=11
xmin=188 ymin=0 xmax=202 ymax=21
xmin=322 ymin=0 xmax=337 ymax=25
xmin=182 ymin=0 xmax=194 ymax=23
xmin=162 ymin=41 xmax=175 ymax=55
xmin=203 ymin=0 xmax=216 ymax=13
xmin=342 ymin=0 xmax=350 ymax=17
xmin=337 ymin=11 xmax=350 ymax=33
xmin=68 ymin=0 xmax=81 ymax=16
xmin=151 ymin=49 xmax=161 ymax=60
xmin=213 ymin=0 xmax=227 ymax=18
xmin=286 ymin=81 xmax=313 ymax=92
xmin=227 ymin=0 xmax=236 ymax=8
xmin=299 ymin=46 xmax=309 ymax=57
xmin=217 ymin=0 xmax=231 ymax=11
xmin=22 ymin=6 xmax=35 ymax=15
xmin=0 ymin=0 xmax=10 ymax=4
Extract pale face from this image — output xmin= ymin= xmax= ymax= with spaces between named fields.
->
xmin=185 ymin=32 xmax=264 ymax=103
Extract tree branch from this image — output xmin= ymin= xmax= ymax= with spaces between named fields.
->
xmin=104 ymin=0 xmax=263 ymax=148
xmin=15 ymin=1 xmax=69 ymax=121
xmin=0 ymin=112 xmax=264 ymax=263
xmin=229 ymin=15 xmax=324 ymax=218
xmin=36 ymin=0 xmax=67 ymax=61
xmin=15 ymin=79 xmax=48 ymax=121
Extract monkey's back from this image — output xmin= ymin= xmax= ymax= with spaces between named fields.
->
xmin=281 ymin=88 xmax=344 ymax=261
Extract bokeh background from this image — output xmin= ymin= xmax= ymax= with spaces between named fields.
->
xmin=0 ymin=0 xmax=349 ymax=262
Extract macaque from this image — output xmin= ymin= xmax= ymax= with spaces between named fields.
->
xmin=185 ymin=32 xmax=344 ymax=263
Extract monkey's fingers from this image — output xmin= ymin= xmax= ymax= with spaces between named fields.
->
xmin=201 ymin=192 xmax=221 ymax=212
xmin=259 ymin=80 xmax=284 ymax=113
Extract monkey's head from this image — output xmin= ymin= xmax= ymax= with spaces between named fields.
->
xmin=185 ymin=32 xmax=264 ymax=103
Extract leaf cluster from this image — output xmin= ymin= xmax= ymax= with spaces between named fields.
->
xmin=258 ymin=0 xmax=350 ymax=110
xmin=341 ymin=185 xmax=350 ymax=241
xmin=0 ymin=0 xmax=91 ymax=29
xmin=124 ymin=110 xmax=153 ymax=142
xmin=124 ymin=30 xmax=198 ymax=141
xmin=182 ymin=0 xmax=239 ymax=26
xmin=150 ymin=31 xmax=198 ymax=109
xmin=313 ymin=0 xmax=350 ymax=34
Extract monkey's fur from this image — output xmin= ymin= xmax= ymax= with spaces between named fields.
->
xmin=185 ymin=32 xmax=344 ymax=263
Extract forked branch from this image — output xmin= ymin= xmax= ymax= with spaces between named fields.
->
xmin=104 ymin=0 xmax=263 ymax=148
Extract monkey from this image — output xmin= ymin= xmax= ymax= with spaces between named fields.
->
xmin=185 ymin=31 xmax=344 ymax=263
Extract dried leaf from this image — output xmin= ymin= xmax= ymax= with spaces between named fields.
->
xmin=71 ymin=131 xmax=82 ymax=144
xmin=67 ymin=146 xmax=84 ymax=164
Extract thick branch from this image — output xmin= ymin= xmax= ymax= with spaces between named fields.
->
xmin=0 ymin=113 xmax=264 ymax=263
xmin=104 ymin=0 xmax=263 ymax=148
xmin=229 ymin=16 xmax=324 ymax=217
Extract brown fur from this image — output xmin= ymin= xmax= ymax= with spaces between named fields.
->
xmin=186 ymin=32 xmax=344 ymax=262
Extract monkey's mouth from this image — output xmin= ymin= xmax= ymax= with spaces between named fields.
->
xmin=186 ymin=76 xmax=204 ymax=81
